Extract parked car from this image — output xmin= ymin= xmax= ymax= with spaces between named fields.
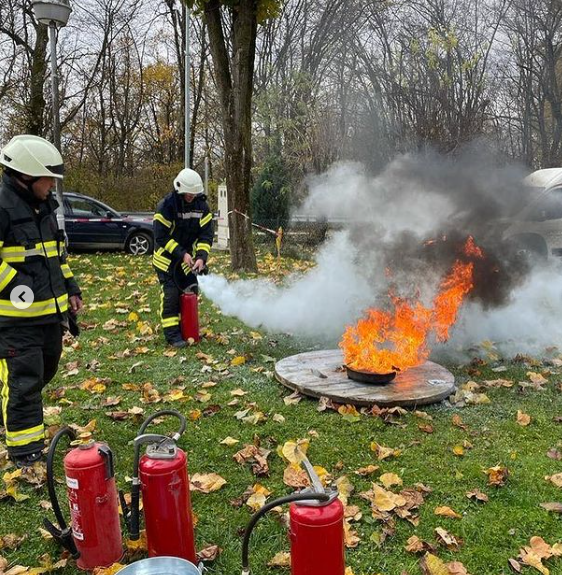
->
xmin=503 ymin=168 xmax=562 ymax=258
xmin=64 ymin=192 xmax=154 ymax=255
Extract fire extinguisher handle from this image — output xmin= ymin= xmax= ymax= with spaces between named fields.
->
xmin=301 ymin=457 xmax=325 ymax=494
xmin=98 ymin=444 xmax=115 ymax=479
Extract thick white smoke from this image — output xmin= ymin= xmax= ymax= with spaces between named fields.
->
xmin=199 ymin=232 xmax=375 ymax=342
xmin=200 ymin=151 xmax=562 ymax=356
xmin=444 ymin=263 xmax=562 ymax=357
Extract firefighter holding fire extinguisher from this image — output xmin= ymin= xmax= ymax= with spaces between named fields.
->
xmin=153 ymin=168 xmax=213 ymax=347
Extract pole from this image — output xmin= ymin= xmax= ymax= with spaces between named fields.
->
xmin=49 ymin=21 xmax=65 ymax=232
xmin=184 ymin=3 xmax=191 ymax=169
xmin=204 ymin=156 xmax=208 ymax=195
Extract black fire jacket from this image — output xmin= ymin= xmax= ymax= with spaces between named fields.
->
xmin=0 ymin=173 xmax=81 ymax=326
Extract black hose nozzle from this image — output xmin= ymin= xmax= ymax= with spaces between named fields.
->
xmin=128 ymin=483 xmax=141 ymax=540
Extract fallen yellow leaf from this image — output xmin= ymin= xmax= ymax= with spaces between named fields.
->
xmin=379 ymin=472 xmax=402 ymax=489
xmin=268 ymin=552 xmax=291 ymax=567
xmin=434 ymin=506 xmax=462 ymax=519
xmin=280 ymin=439 xmax=310 ymax=464
xmin=190 ymin=473 xmax=227 ymax=493
xmin=517 ymin=410 xmax=531 ymax=426
xmin=421 ymin=552 xmax=449 ymax=575
xmin=283 ymin=464 xmax=310 ymax=488
xmin=335 ymin=476 xmax=354 ymax=504
xmin=370 ymin=442 xmax=400 ymax=460
xmin=220 ymin=437 xmax=239 ymax=446
xmin=371 ymin=484 xmax=406 ymax=512
xmin=545 ymin=473 xmax=562 ymax=488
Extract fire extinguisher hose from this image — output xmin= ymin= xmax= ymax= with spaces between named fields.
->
xmin=44 ymin=427 xmax=80 ymax=559
xmin=241 ymin=492 xmax=330 ymax=575
xmin=138 ymin=409 xmax=187 ymax=439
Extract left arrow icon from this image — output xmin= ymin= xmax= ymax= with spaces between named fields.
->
xmin=10 ymin=286 xmax=34 ymax=309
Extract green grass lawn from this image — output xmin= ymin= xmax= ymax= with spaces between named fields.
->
xmin=1 ymin=252 xmax=562 ymax=575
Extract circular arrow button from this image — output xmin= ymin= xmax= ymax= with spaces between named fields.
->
xmin=10 ymin=286 xmax=35 ymax=310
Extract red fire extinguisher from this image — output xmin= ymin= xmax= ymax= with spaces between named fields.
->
xmin=180 ymin=290 xmax=199 ymax=342
xmin=121 ymin=410 xmax=196 ymax=563
xmin=241 ymin=457 xmax=345 ymax=575
xmin=174 ymin=261 xmax=207 ymax=342
xmin=44 ymin=428 xmax=123 ymax=570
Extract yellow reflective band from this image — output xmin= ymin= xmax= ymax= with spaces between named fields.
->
xmin=0 ymin=246 xmax=25 ymax=263
xmin=7 ymin=423 xmax=44 ymax=438
xmin=153 ymin=260 xmax=169 ymax=272
xmin=153 ymin=251 xmax=170 ymax=262
xmin=153 ymin=253 xmax=171 ymax=267
xmin=61 ymin=263 xmax=74 ymax=279
xmin=0 ymin=241 xmax=59 ymax=262
xmin=0 ymin=294 xmax=68 ymax=318
xmin=0 ymin=241 xmax=3 ymax=248
xmin=36 ymin=241 xmax=58 ymax=258
xmin=181 ymin=263 xmax=192 ymax=275
xmin=162 ymin=317 xmax=180 ymax=328
xmin=153 ymin=256 xmax=171 ymax=271
xmin=154 ymin=213 xmax=172 ymax=228
xmin=200 ymin=213 xmax=213 ymax=227
xmin=197 ymin=242 xmax=211 ymax=253
xmin=164 ymin=239 xmax=179 ymax=254
xmin=0 ymin=262 xmax=16 ymax=291
xmin=155 ymin=247 xmax=166 ymax=256
xmin=6 ymin=424 xmax=45 ymax=447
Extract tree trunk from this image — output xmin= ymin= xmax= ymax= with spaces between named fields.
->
xmin=26 ymin=24 xmax=48 ymax=135
xmin=204 ymin=0 xmax=257 ymax=272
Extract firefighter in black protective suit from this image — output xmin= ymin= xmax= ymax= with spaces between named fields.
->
xmin=153 ymin=168 xmax=213 ymax=347
xmin=0 ymin=135 xmax=82 ymax=467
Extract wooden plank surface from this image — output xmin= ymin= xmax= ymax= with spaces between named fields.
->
xmin=275 ymin=349 xmax=455 ymax=407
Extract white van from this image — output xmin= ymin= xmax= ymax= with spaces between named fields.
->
xmin=503 ymin=168 xmax=562 ymax=258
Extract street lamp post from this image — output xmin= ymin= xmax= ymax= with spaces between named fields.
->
xmin=184 ymin=1 xmax=191 ymax=169
xmin=30 ymin=0 xmax=72 ymax=232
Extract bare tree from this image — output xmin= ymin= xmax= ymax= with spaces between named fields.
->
xmin=504 ymin=0 xmax=562 ymax=167
xmin=196 ymin=0 xmax=283 ymax=272
xmin=0 ymin=0 xmax=48 ymax=135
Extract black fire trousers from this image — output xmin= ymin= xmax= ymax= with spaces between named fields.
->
xmin=0 ymin=322 xmax=63 ymax=456
xmin=157 ymin=271 xmax=198 ymax=342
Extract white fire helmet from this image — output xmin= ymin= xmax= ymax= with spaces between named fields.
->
xmin=174 ymin=168 xmax=204 ymax=195
xmin=0 ymin=135 xmax=64 ymax=179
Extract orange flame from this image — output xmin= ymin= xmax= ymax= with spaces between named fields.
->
xmin=340 ymin=237 xmax=484 ymax=373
